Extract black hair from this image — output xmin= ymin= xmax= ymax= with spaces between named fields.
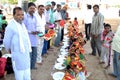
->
xmin=2 ymin=16 xmax=6 ymax=20
xmin=13 ymin=7 xmax=22 ymax=15
xmin=38 ymin=5 xmax=44 ymax=9
xmin=51 ymin=1 xmax=56 ymax=6
xmin=66 ymin=65 xmax=71 ymax=70
xmin=70 ymin=53 xmax=76 ymax=57
xmin=57 ymin=4 xmax=61 ymax=8
xmin=104 ymin=23 xmax=111 ymax=28
xmin=2 ymin=23 xmax=7 ymax=32
xmin=0 ymin=10 xmax=2 ymax=14
xmin=74 ymin=17 xmax=77 ymax=20
xmin=73 ymin=65 xmax=77 ymax=68
xmin=103 ymin=23 xmax=106 ymax=26
xmin=93 ymin=4 xmax=99 ymax=9
xmin=0 ymin=51 xmax=2 ymax=58
xmin=87 ymin=4 xmax=92 ymax=9
xmin=28 ymin=2 xmax=36 ymax=8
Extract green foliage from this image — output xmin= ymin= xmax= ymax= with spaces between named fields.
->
xmin=29 ymin=0 xmax=37 ymax=2
xmin=114 ymin=5 xmax=120 ymax=8
xmin=8 ymin=0 xmax=18 ymax=4
xmin=2 ymin=0 xmax=37 ymax=5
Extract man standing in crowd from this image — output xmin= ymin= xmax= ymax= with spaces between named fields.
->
xmin=83 ymin=4 xmax=93 ymax=40
xmin=24 ymin=2 xmax=38 ymax=69
xmin=50 ymin=1 xmax=56 ymax=24
xmin=3 ymin=7 xmax=31 ymax=80
xmin=90 ymin=4 xmax=104 ymax=56
xmin=110 ymin=9 xmax=120 ymax=80
xmin=54 ymin=4 xmax=62 ymax=47
xmin=60 ymin=5 xmax=68 ymax=42
xmin=0 ymin=9 xmax=3 ymax=30
xmin=42 ymin=2 xmax=51 ymax=56
xmin=48 ymin=1 xmax=56 ymax=49
xmin=35 ymin=5 xmax=46 ymax=64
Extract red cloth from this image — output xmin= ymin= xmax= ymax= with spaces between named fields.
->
xmin=60 ymin=20 xmax=65 ymax=27
xmin=73 ymin=20 xmax=78 ymax=26
xmin=0 ymin=58 xmax=7 ymax=77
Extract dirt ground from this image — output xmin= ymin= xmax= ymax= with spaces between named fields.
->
xmin=1 ymin=9 xmax=120 ymax=80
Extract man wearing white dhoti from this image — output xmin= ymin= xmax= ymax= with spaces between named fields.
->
xmin=3 ymin=7 xmax=31 ymax=80
xmin=35 ymin=5 xmax=46 ymax=64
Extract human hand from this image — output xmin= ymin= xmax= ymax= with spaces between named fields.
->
xmin=119 ymin=55 xmax=120 ymax=60
xmin=94 ymin=34 xmax=98 ymax=38
xmin=31 ymin=31 xmax=37 ymax=35
xmin=36 ymin=31 xmax=40 ymax=34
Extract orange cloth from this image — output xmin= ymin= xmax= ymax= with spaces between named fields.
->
xmin=62 ymin=72 xmax=75 ymax=80
xmin=70 ymin=60 xmax=83 ymax=71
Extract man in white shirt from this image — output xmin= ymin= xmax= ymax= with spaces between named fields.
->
xmin=82 ymin=4 xmax=93 ymax=40
xmin=35 ymin=5 xmax=46 ymax=64
xmin=110 ymin=10 xmax=120 ymax=80
xmin=42 ymin=2 xmax=51 ymax=56
xmin=3 ymin=7 xmax=31 ymax=80
xmin=53 ymin=4 xmax=62 ymax=47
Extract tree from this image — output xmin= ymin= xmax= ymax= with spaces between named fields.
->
xmin=29 ymin=0 xmax=37 ymax=2
xmin=8 ymin=0 xmax=18 ymax=4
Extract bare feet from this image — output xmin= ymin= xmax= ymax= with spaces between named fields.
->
xmin=104 ymin=65 xmax=110 ymax=69
xmin=37 ymin=62 xmax=42 ymax=65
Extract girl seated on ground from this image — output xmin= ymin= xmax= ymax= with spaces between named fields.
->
xmin=0 ymin=51 xmax=13 ymax=80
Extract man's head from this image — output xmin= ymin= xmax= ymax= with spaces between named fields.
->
xmin=38 ymin=5 xmax=44 ymax=15
xmin=13 ymin=7 xmax=24 ymax=23
xmin=70 ymin=54 xmax=76 ymax=61
xmin=45 ymin=1 xmax=52 ymax=11
xmin=93 ymin=4 xmax=99 ymax=13
xmin=51 ymin=1 xmax=56 ymax=9
xmin=74 ymin=17 xmax=77 ymax=20
xmin=56 ymin=4 xmax=61 ymax=12
xmin=2 ymin=16 xmax=6 ymax=20
xmin=87 ymin=4 xmax=92 ymax=9
xmin=62 ymin=5 xmax=68 ymax=11
xmin=0 ymin=10 xmax=2 ymax=14
xmin=28 ymin=2 xmax=36 ymax=15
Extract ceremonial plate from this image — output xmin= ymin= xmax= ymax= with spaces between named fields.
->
xmin=60 ymin=51 xmax=68 ymax=55
xmin=57 ymin=57 xmax=66 ymax=63
xmin=60 ymin=48 xmax=65 ymax=51
xmin=58 ymin=54 xmax=66 ymax=58
xmin=37 ymin=32 xmax=44 ymax=37
xmin=54 ymin=63 xmax=66 ymax=70
xmin=52 ymin=72 xmax=65 ymax=80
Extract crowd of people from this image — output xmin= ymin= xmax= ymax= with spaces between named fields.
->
xmin=0 ymin=1 xmax=120 ymax=80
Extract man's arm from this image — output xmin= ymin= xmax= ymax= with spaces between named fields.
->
xmin=3 ymin=24 xmax=13 ymax=52
xmin=97 ymin=14 xmax=104 ymax=34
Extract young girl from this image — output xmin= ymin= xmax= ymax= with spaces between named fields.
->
xmin=100 ymin=23 xmax=114 ymax=69
xmin=73 ymin=17 xmax=78 ymax=26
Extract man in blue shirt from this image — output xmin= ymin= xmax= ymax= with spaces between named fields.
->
xmin=24 ymin=2 xmax=38 ymax=69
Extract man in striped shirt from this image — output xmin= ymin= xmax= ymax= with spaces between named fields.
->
xmin=90 ymin=4 xmax=104 ymax=57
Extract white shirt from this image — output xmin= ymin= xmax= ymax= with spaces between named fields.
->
xmin=3 ymin=20 xmax=31 ymax=70
xmin=83 ymin=9 xmax=93 ymax=24
xmin=53 ymin=10 xmax=62 ymax=21
xmin=112 ymin=25 xmax=120 ymax=53
xmin=35 ymin=12 xmax=46 ymax=34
